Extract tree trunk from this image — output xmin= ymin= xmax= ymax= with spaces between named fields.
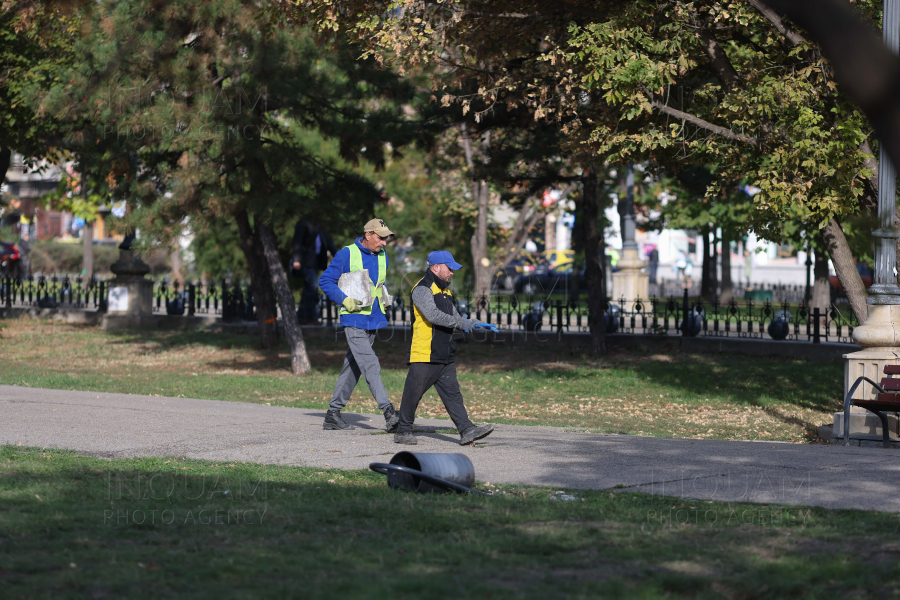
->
xmin=811 ymin=239 xmax=830 ymax=313
xmin=458 ymin=124 xmax=493 ymax=304
xmin=698 ymin=229 xmax=709 ymax=298
xmin=703 ymin=230 xmax=719 ymax=299
xmin=711 ymin=232 xmax=719 ymax=294
xmin=258 ymin=220 xmax=311 ymax=376
xmin=82 ymin=221 xmax=94 ymax=285
xmin=0 ymin=147 xmax=11 ymax=188
xmin=719 ymin=230 xmax=733 ymax=303
xmin=545 ymin=211 xmax=556 ymax=251
xmin=582 ymin=167 xmax=606 ymax=355
xmin=235 ymin=210 xmax=279 ymax=348
xmin=81 ymin=168 xmax=93 ymax=288
xmin=470 ymin=180 xmax=491 ymax=304
xmin=822 ymin=218 xmax=867 ymax=323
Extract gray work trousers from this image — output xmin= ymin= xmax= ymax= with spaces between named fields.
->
xmin=329 ymin=327 xmax=391 ymax=413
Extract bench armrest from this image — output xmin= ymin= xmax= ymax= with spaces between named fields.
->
xmin=844 ymin=376 xmax=888 ymax=447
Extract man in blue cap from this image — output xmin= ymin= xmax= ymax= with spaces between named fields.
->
xmin=394 ymin=250 xmax=498 ymax=446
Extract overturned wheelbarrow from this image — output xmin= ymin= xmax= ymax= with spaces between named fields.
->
xmin=370 ymin=452 xmax=487 ymax=495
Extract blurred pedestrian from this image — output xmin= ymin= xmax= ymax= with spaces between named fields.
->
xmin=743 ymin=249 xmax=753 ymax=288
xmin=674 ymin=250 xmax=687 ymax=282
xmin=648 ymin=246 xmax=659 ymax=284
xmin=292 ymin=220 xmax=337 ymax=325
xmin=683 ymin=255 xmax=693 ymax=289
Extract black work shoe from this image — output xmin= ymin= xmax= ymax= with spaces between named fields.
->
xmin=323 ymin=409 xmax=354 ymax=430
xmin=383 ymin=404 xmax=400 ymax=432
xmin=393 ymin=431 xmax=417 ymax=445
xmin=459 ymin=424 xmax=494 ymax=446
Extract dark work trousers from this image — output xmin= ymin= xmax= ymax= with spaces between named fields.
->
xmin=396 ymin=362 xmax=474 ymax=434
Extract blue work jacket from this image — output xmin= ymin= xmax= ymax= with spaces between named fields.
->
xmin=318 ymin=238 xmax=389 ymax=330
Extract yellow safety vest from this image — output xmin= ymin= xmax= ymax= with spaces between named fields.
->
xmin=409 ymin=270 xmax=457 ymax=364
xmin=339 ymin=243 xmax=387 ymax=316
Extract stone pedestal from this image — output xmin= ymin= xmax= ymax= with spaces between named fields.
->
xmin=102 ymin=248 xmax=153 ymax=328
xmin=611 ymin=248 xmax=649 ymax=311
xmin=833 ymin=406 xmax=900 ymax=442
xmin=833 ymin=304 xmax=900 ymax=442
xmin=850 ymin=304 xmax=900 ymax=348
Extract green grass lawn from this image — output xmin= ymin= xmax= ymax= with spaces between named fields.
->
xmin=2 ymin=446 xmax=899 ymax=599
xmin=0 ymin=318 xmax=844 ymax=442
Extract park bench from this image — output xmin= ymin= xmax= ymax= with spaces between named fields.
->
xmin=843 ymin=365 xmax=900 ymax=448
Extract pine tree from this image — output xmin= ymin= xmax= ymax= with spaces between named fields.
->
xmin=37 ymin=0 xmax=423 ymax=374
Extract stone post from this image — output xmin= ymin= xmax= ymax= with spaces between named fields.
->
xmin=612 ymin=163 xmax=649 ymax=311
xmin=834 ymin=0 xmax=900 ymax=444
xmin=102 ymin=234 xmax=154 ymax=329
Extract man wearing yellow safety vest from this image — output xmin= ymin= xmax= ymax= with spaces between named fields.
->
xmin=393 ymin=250 xmax=498 ymax=446
xmin=318 ymin=218 xmax=400 ymax=432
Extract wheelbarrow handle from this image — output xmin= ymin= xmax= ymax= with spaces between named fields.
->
xmin=368 ymin=462 xmax=488 ymax=496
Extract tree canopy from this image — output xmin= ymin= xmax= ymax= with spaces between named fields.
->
xmin=299 ymin=0 xmax=883 ymax=322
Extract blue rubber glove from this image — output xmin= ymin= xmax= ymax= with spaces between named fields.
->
xmin=475 ymin=323 xmax=499 ymax=334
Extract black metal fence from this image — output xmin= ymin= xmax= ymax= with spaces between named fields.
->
xmin=2 ymin=275 xmax=857 ymax=343
xmin=323 ymin=288 xmax=856 ymax=344
xmin=1 ymin=274 xmax=108 ymax=311
xmin=152 ymin=279 xmax=257 ymax=321
xmin=0 ymin=275 xmax=256 ymax=321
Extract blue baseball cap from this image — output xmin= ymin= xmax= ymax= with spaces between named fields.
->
xmin=427 ymin=250 xmax=463 ymax=270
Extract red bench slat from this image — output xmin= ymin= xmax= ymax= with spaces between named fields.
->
xmin=884 ymin=365 xmax=900 ymax=375
xmin=875 ymin=393 xmax=900 ymax=404
xmin=880 ymin=378 xmax=900 ymax=391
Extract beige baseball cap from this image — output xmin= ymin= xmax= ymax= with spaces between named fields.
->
xmin=364 ymin=218 xmax=394 ymax=237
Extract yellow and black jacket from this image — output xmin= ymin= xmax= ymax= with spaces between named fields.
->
xmin=408 ymin=270 xmax=461 ymax=364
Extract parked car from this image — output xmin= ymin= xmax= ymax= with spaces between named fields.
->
xmin=0 ymin=240 xmax=22 ymax=277
xmin=514 ymin=263 xmax=586 ymax=295
xmin=541 ymin=249 xmax=574 ymax=269
xmin=492 ymin=252 xmax=546 ymax=290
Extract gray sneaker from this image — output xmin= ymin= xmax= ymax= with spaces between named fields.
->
xmin=323 ymin=410 xmax=354 ymax=430
xmin=394 ymin=431 xmax=417 ymax=445
xmin=459 ymin=424 xmax=494 ymax=446
xmin=383 ymin=404 xmax=400 ymax=432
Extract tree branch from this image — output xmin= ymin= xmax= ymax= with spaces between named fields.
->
xmin=642 ymin=87 xmax=759 ymax=147
xmin=696 ymin=29 xmax=740 ymax=87
xmin=747 ymin=0 xmax=808 ymax=47
xmin=445 ymin=0 xmax=614 ymax=23
xmin=462 ymin=10 xmax=540 ymax=18
xmin=760 ymin=0 xmax=900 ymax=171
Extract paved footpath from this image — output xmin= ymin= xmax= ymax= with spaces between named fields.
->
xmin=2 ymin=384 xmax=899 ymax=512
